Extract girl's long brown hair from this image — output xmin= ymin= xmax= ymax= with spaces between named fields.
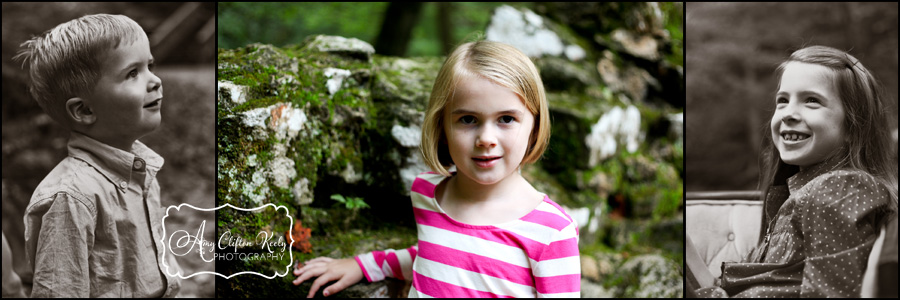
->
xmin=758 ymin=45 xmax=898 ymax=238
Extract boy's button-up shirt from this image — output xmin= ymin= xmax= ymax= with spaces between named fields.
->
xmin=23 ymin=132 xmax=181 ymax=297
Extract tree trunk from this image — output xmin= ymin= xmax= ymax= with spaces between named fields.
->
xmin=374 ymin=2 xmax=424 ymax=57
xmin=437 ymin=2 xmax=454 ymax=55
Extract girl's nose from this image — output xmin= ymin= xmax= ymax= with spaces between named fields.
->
xmin=475 ymin=127 xmax=497 ymax=149
xmin=780 ymin=101 xmax=801 ymax=123
xmin=781 ymin=109 xmax=800 ymax=123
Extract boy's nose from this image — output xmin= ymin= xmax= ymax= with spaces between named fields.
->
xmin=148 ymin=73 xmax=162 ymax=92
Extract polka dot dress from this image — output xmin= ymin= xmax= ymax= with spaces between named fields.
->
xmin=694 ymin=156 xmax=891 ymax=298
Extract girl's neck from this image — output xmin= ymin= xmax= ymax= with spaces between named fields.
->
xmin=449 ymin=169 xmax=527 ymax=204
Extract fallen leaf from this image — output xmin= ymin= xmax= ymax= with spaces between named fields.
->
xmin=286 ymin=221 xmax=312 ymax=253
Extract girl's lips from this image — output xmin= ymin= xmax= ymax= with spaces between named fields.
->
xmin=472 ymin=156 xmax=501 ymax=168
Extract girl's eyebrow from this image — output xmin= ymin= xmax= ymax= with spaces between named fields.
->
xmin=450 ymin=108 xmax=524 ymax=116
xmin=775 ymin=90 xmax=829 ymax=99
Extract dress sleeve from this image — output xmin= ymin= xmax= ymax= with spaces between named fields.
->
xmin=796 ymin=171 xmax=889 ymax=297
xmin=25 ymin=193 xmax=96 ymax=298
xmin=532 ymin=221 xmax=581 ymax=298
xmin=354 ymin=244 xmax=418 ymax=282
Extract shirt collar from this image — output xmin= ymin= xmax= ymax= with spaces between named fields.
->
xmin=67 ymin=131 xmax=164 ymax=189
xmin=786 ymin=154 xmax=845 ymax=194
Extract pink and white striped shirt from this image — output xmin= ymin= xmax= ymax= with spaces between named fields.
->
xmin=355 ymin=172 xmax=581 ymax=297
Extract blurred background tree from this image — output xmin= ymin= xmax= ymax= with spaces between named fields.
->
xmin=686 ymin=2 xmax=898 ymax=192
xmin=1 ymin=2 xmax=215 ymax=297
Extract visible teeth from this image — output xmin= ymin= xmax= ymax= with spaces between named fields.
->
xmin=783 ymin=133 xmax=809 ymax=141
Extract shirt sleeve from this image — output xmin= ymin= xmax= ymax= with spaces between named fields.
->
xmin=532 ymin=221 xmax=581 ymax=298
xmin=797 ymin=171 xmax=889 ymax=297
xmin=354 ymin=244 xmax=418 ymax=282
xmin=25 ymin=193 xmax=96 ymax=298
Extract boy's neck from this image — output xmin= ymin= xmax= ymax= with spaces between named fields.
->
xmin=73 ymin=129 xmax=137 ymax=153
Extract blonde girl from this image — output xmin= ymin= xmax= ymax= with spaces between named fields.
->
xmin=291 ymin=40 xmax=580 ymax=297
xmin=692 ymin=45 xmax=898 ymax=297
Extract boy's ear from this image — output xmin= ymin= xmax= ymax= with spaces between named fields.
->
xmin=65 ymin=97 xmax=96 ymax=125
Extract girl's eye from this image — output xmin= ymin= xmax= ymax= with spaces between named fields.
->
xmin=459 ymin=116 xmax=476 ymax=124
xmin=499 ymin=116 xmax=515 ymax=124
xmin=127 ymin=69 xmax=138 ymax=79
xmin=805 ymin=97 xmax=820 ymax=104
xmin=775 ymin=97 xmax=788 ymax=104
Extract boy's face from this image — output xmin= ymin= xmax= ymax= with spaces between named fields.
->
xmin=84 ymin=32 xmax=162 ymax=148
xmin=444 ymin=75 xmax=534 ymax=185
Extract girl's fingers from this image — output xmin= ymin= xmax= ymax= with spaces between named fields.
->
xmin=305 ymin=257 xmax=333 ymax=265
xmin=292 ymin=264 xmax=326 ymax=285
xmin=322 ymin=273 xmax=355 ymax=297
xmin=294 ymin=259 xmax=328 ymax=276
xmin=307 ymin=272 xmax=337 ymax=298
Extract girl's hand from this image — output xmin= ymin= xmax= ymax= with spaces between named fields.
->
xmin=292 ymin=257 xmax=364 ymax=298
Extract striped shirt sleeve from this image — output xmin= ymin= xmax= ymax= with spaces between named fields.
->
xmin=532 ymin=221 xmax=581 ymax=297
xmin=354 ymin=245 xmax=418 ymax=282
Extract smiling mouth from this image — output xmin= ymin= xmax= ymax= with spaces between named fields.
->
xmin=473 ymin=156 xmax=501 ymax=162
xmin=781 ymin=133 xmax=810 ymax=142
xmin=144 ymin=98 xmax=162 ymax=108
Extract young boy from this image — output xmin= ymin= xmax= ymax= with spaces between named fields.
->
xmin=15 ymin=14 xmax=180 ymax=297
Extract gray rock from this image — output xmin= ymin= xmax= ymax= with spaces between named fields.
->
xmin=581 ymin=255 xmax=600 ymax=282
xmin=485 ymin=5 xmax=585 ymax=61
xmin=247 ymin=43 xmax=294 ymax=69
xmin=535 ymin=57 xmax=597 ymax=92
xmin=292 ymin=178 xmax=313 ymax=206
xmin=303 ymin=35 xmax=375 ymax=61
xmin=581 ymin=278 xmax=615 ymax=298
xmin=619 ymin=254 xmax=683 ymax=298
xmin=609 ymin=28 xmax=660 ymax=61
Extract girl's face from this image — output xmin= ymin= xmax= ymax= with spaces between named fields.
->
xmin=444 ymin=76 xmax=534 ymax=185
xmin=771 ymin=62 xmax=846 ymax=167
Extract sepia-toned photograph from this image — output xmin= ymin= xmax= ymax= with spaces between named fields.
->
xmin=1 ymin=2 xmax=215 ymax=298
xmin=685 ymin=2 xmax=898 ymax=298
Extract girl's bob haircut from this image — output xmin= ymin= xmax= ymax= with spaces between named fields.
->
xmin=421 ymin=40 xmax=551 ymax=177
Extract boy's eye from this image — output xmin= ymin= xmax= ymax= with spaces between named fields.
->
xmin=148 ymin=63 xmax=155 ymax=72
xmin=459 ymin=116 xmax=476 ymax=124
xmin=775 ymin=97 xmax=788 ymax=104
xmin=499 ymin=116 xmax=515 ymax=124
xmin=805 ymin=97 xmax=820 ymax=104
xmin=127 ymin=69 xmax=138 ymax=79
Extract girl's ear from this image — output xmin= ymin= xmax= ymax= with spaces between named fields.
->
xmin=65 ymin=97 xmax=96 ymax=125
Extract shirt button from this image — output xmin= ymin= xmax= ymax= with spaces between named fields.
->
xmin=120 ymin=181 xmax=127 ymax=189
xmin=134 ymin=159 xmax=144 ymax=170
xmin=728 ymin=232 xmax=735 ymax=241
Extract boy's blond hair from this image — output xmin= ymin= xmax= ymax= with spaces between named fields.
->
xmin=14 ymin=14 xmax=146 ymax=126
xmin=421 ymin=40 xmax=551 ymax=176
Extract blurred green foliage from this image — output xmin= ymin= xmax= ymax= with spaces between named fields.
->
xmin=217 ymin=2 xmax=684 ymax=62
xmin=658 ymin=2 xmax=683 ymax=66
xmin=218 ymin=2 xmax=536 ymax=57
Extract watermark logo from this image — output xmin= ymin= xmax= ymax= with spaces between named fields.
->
xmin=160 ymin=203 xmax=294 ymax=279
